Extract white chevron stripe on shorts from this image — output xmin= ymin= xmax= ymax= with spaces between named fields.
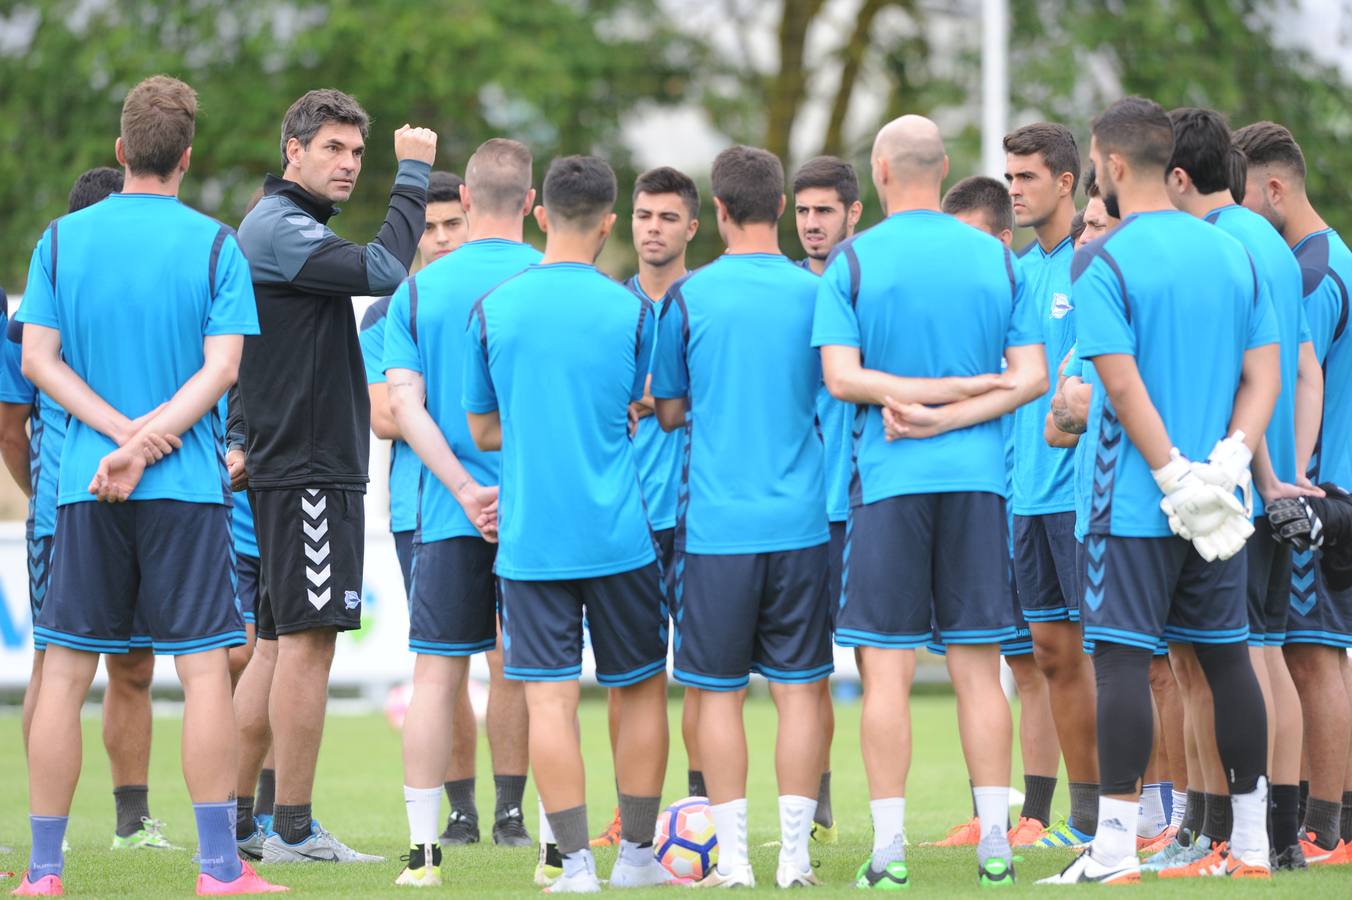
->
xmin=302 ymin=490 xmax=332 ymax=610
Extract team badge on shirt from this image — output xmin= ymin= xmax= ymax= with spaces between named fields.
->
xmin=1050 ymin=293 xmax=1073 ymax=319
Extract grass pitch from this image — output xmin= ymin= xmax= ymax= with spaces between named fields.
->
xmin=0 ymin=692 xmax=1345 ymax=896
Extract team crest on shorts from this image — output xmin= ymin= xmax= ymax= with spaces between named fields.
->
xmin=344 ymin=591 xmax=361 ymax=610
xmin=1051 ymin=292 xmax=1073 ymax=319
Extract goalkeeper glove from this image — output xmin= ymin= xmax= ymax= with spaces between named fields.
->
xmin=1153 ymin=448 xmax=1253 ymax=561
xmin=1267 ymin=496 xmax=1324 ymax=552
xmin=1189 ymin=431 xmax=1254 ymax=517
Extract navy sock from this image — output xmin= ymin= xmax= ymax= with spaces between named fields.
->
xmin=194 ymin=801 xmax=243 ymax=883
xmin=28 ymin=815 xmax=68 ymax=882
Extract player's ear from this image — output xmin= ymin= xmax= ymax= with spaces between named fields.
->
xmin=285 ymin=136 xmax=303 ymax=169
xmin=522 ymin=188 xmax=537 ymax=217
xmin=459 ymin=183 xmax=471 ymax=213
xmin=114 ymin=137 xmax=127 ymax=168
xmin=533 ymin=205 xmax=549 ymax=232
xmin=1059 ymin=170 xmax=1074 ymax=197
xmin=775 ymin=193 xmax=786 ymax=217
xmin=180 ymin=145 xmax=192 ymax=177
xmin=599 ymin=211 xmax=618 ymax=239
xmin=714 ymin=196 xmax=729 ymax=224
xmin=686 ymin=217 xmax=699 ymax=240
xmin=848 ymin=200 xmax=863 ymax=228
xmin=941 ymin=154 xmax=950 ymax=180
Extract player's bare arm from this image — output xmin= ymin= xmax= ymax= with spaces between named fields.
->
xmin=1088 ymin=353 xmax=1173 ymax=469
xmin=466 ymin=409 xmax=502 ymax=453
xmin=819 ymin=344 xmax=1013 ymax=407
xmin=1226 ymin=343 xmax=1282 ymax=456
xmin=388 ymin=368 xmax=498 ymax=541
xmin=881 ymin=342 xmax=1048 ymax=440
xmin=368 ymin=381 xmax=401 ymax=440
xmin=0 ymin=400 xmax=32 ymax=495
xmin=654 ymin=397 xmax=686 ymax=433
xmin=1293 ymin=339 xmax=1324 ymax=489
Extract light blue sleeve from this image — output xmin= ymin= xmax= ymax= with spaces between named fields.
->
xmin=632 ymin=300 xmax=656 ymax=402
xmin=1298 ymin=300 xmax=1312 ymax=344
xmin=1071 ymin=250 xmax=1135 ymax=359
xmin=15 ymin=230 xmax=58 ymax=329
xmin=358 ymin=310 xmax=387 ymax=384
xmin=1301 ymin=275 xmax=1341 ymax=364
xmin=1246 ymin=277 xmax=1280 ymax=349
xmin=809 ymin=250 xmax=860 ymax=348
xmin=0 ymin=316 xmax=35 ymax=405
xmin=1004 ymin=255 xmax=1043 ymax=348
xmin=381 ymin=283 xmax=422 ymax=376
xmin=1061 ymin=344 xmax=1083 ymax=380
xmin=649 ymin=294 xmax=689 ymax=399
xmin=205 ymin=236 xmax=261 ymax=336
xmin=461 ymin=309 xmax=498 ymax=414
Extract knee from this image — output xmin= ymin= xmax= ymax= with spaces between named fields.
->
xmin=228 ymin=645 xmax=255 ymax=682
xmin=1147 ymin=660 xmax=1177 ymax=695
xmin=107 ymin=650 xmax=155 ymax=694
xmin=1031 ymin=637 xmax=1076 ymax=680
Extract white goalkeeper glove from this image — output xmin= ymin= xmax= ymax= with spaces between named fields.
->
xmin=1189 ymin=431 xmax=1255 ymax=518
xmin=1152 ymin=448 xmax=1253 ymax=561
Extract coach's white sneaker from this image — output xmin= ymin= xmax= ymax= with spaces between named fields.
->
xmin=545 ymin=849 xmax=601 ymax=893
xmin=775 ymin=860 xmax=821 ymax=888
xmin=261 ymin=821 xmax=384 ymax=863
xmin=1036 ymin=849 xmax=1140 ymax=885
xmin=696 ymin=863 xmax=756 ymax=888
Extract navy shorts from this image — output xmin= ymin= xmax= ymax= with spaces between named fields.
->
xmin=673 ymin=544 xmax=833 ymax=692
xmin=28 ymin=535 xmax=53 ymax=651
xmin=1246 ymin=517 xmax=1292 ymax=647
xmin=251 ymin=487 xmax=364 ymax=641
xmin=500 ymin=562 xmax=668 ymax=687
xmin=1014 ymin=511 xmax=1080 ymax=623
xmin=36 ymin=501 xmax=244 ymax=656
xmin=827 ymin=521 xmax=846 ymax=629
xmin=1080 ymin=533 xmax=1248 ymax=650
xmin=408 ymin=536 xmax=498 ymax=656
xmin=838 ymin=492 xmax=1016 ymax=649
xmin=1287 ymin=544 xmax=1352 ymax=648
xmin=927 ymin=558 xmax=1031 ymax=657
xmin=655 ymin=527 xmax=676 ymax=595
xmin=237 ymin=552 xmax=261 ymax=625
xmin=393 ymin=530 xmax=415 ymax=596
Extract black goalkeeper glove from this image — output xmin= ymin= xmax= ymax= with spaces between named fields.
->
xmin=1267 ymin=496 xmax=1324 ymax=552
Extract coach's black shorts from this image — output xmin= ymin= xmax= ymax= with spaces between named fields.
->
xmin=499 ymin=563 xmax=668 ymax=687
xmin=1013 ymin=511 xmax=1080 ymax=623
xmin=408 ymin=536 xmax=498 ymax=656
xmin=251 ymin=487 xmax=364 ymax=640
xmin=837 ymin=492 xmax=1016 ymax=649
xmin=393 ymin=529 xmax=415 ymax=596
xmin=1246 ymin=517 xmax=1292 ymax=647
xmin=36 ymin=501 xmax=244 ymax=655
xmin=1080 ymin=533 xmax=1248 ymax=650
xmin=672 ymin=544 xmax=833 ymax=692
xmin=237 ymin=552 xmax=261 ymax=625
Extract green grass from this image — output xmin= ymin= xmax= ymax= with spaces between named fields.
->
xmin=0 ymin=693 xmax=1344 ymax=896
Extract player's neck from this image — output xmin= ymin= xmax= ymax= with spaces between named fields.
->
xmin=636 ymin=259 xmax=687 ymax=300
xmin=807 ymin=255 xmax=828 ymax=275
xmin=541 ymin=231 xmax=602 ymax=266
xmin=881 ymin=185 xmax=940 ymax=216
xmin=1281 ymin=196 xmax=1329 ymax=249
xmin=1113 ymin=178 xmax=1174 ymax=217
xmin=1034 ymin=201 xmax=1075 ymax=252
xmin=466 ymin=215 xmax=525 ymax=244
xmin=1183 ymin=189 xmax=1235 ymax=220
xmin=722 ymin=222 xmax=780 ymax=255
xmin=121 ymin=172 xmax=180 ymax=197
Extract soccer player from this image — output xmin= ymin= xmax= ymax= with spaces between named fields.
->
xmin=936 ymin=174 xmax=1063 ymax=847
xmin=815 ymin=116 xmax=1048 ymax=888
xmin=1003 ymin=123 xmax=1104 ymax=849
xmin=1040 ymin=96 xmax=1279 ymax=885
xmin=650 ymin=145 xmax=828 ymax=889
xmin=1234 ymin=120 xmax=1352 ymax=862
xmin=1164 ymin=107 xmax=1315 ymax=872
xmin=791 ymin=154 xmax=863 ymax=845
xmin=589 ymin=165 xmax=702 ymax=852
xmin=383 ymin=138 xmax=541 ymax=886
xmin=14 ymin=74 xmax=281 ymax=896
xmin=231 ymin=88 xmax=435 ymax=862
xmin=1 ymin=165 xmax=183 ymax=853
xmin=464 ymin=155 xmax=673 ymax=892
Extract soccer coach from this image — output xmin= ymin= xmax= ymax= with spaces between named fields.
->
xmin=229 ymin=88 xmax=436 ymax=861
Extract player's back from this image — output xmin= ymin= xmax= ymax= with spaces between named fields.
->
xmin=467 ymin=262 xmax=654 ymax=579
xmin=22 ymin=194 xmax=253 ymax=505
xmin=819 ymin=211 xmax=1028 ymax=502
xmin=1208 ymin=204 xmax=1305 ymax=501
xmin=667 ymin=253 xmax=826 ymax=553
xmin=1296 ymin=227 xmax=1352 ymax=486
xmin=1076 ymin=210 xmax=1273 ymax=536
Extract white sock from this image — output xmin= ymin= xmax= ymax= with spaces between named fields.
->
xmin=403 ymin=785 xmax=442 ymax=846
xmin=869 ymin=797 xmax=906 ymax=855
xmin=1170 ymin=790 xmax=1186 ymax=829
xmin=710 ymin=799 xmax=748 ymax=874
xmin=1090 ymin=796 xmax=1139 ymax=864
xmin=538 ymin=797 xmax=555 ymax=845
xmin=1230 ymin=777 xmax=1270 ymax=866
xmin=777 ymin=795 xmax=816 ymax=872
xmin=972 ymin=786 xmax=1009 ymax=839
xmin=1138 ymin=784 xmax=1167 ymax=837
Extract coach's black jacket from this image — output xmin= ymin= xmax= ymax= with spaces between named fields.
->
xmin=232 ymin=160 xmax=429 ymax=490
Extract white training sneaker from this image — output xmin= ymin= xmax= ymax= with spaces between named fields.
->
xmin=696 ymin=863 xmax=756 ymax=888
xmin=1036 ymin=849 xmax=1140 ymax=885
xmin=261 ymin=822 xmax=384 ymax=863
xmin=546 ymin=852 xmax=602 ymax=894
xmin=775 ymin=860 xmax=820 ymax=888
xmin=610 ymin=857 xmax=683 ymax=888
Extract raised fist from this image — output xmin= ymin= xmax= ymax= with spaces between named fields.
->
xmin=394 ymin=125 xmax=438 ymax=165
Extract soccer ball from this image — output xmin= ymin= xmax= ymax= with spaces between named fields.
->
xmin=654 ymin=796 xmax=718 ymax=880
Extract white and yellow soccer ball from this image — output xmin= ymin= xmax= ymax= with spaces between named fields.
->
xmin=654 ymin=796 xmax=718 ymax=880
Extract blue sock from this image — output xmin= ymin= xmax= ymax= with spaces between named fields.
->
xmin=28 ymin=815 xmax=68 ymax=881
xmin=194 ymin=801 xmax=243 ymax=883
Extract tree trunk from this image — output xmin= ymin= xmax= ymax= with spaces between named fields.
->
xmin=764 ymin=0 xmax=827 ymax=161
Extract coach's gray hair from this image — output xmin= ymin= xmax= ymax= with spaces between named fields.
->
xmin=465 ymin=138 xmax=534 ymax=215
xmin=279 ymin=89 xmax=370 ymax=171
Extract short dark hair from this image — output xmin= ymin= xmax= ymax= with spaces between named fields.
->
xmin=941 ymin=175 xmax=1014 ymax=235
xmin=1166 ymin=107 xmax=1241 ymax=196
xmin=711 ymin=145 xmax=784 ymax=226
xmin=428 ymin=171 xmax=465 ymax=204
xmin=542 ymin=155 xmax=616 ymax=225
xmin=280 ymin=89 xmax=369 ymax=170
xmin=791 ymin=156 xmax=860 ymax=207
xmin=1070 ymin=208 xmax=1087 ymax=244
xmin=1082 ymin=162 xmax=1099 ymax=198
xmin=1003 ymin=123 xmax=1080 ymax=191
xmin=633 ymin=166 xmax=700 ymax=219
xmin=1091 ymin=96 xmax=1174 ymax=172
xmin=68 ymin=167 xmax=124 ymax=213
xmin=120 ymin=75 xmax=197 ymax=178
xmin=1232 ymin=121 xmax=1307 ymax=180
xmin=465 ymin=138 xmax=533 ymax=214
